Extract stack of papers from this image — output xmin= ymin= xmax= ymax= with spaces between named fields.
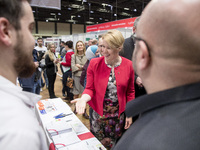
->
xmin=52 ymin=131 xmax=81 ymax=149
xmin=46 ymin=120 xmax=72 ymax=136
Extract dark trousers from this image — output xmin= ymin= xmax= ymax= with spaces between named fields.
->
xmin=63 ymin=70 xmax=74 ymax=100
xmin=47 ymin=72 xmax=56 ymax=98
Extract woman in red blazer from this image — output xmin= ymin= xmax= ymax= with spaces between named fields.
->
xmin=72 ymin=30 xmax=135 ymax=149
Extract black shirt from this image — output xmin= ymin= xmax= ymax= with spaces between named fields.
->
xmin=113 ymin=82 xmax=200 ymax=150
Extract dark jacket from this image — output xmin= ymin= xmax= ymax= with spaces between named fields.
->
xmin=45 ymin=54 xmax=57 ymax=75
xmin=113 ymin=82 xmax=200 ymax=150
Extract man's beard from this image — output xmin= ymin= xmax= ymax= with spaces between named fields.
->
xmin=14 ymin=33 xmax=36 ymax=78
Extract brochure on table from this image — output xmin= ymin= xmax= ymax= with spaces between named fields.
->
xmin=36 ymin=98 xmax=106 ymax=150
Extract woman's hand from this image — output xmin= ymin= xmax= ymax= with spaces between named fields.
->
xmin=124 ymin=117 xmax=132 ymax=129
xmin=71 ymin=98 xmax=87 ymax=114
xmin=75 ymin=64 xmax=83 ymax=70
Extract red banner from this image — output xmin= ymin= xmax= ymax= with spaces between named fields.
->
xmin=86 ymin=17 xmax=137 ymax=32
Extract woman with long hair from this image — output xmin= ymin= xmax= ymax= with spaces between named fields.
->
xmin=71 ymin=41 xmax=88 ymax=118
xmin=45 ymin=43 xmax=59 ymax=98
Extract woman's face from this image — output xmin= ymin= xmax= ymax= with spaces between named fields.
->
xmin=102 ymin=40 xmax=119 ymax=63
xmin=50 ymin=44 xmax=55 ymax=53
xmin=76 ymin=42 xmax=84 ymax=52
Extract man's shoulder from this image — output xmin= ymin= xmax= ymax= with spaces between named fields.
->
xmin=35 ymin=46 xmax=47 ymax=51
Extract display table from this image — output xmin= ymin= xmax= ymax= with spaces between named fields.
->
xmin=35 ymin=98 xmax=106 ymax=150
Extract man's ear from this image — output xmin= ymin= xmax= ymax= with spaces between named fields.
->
xmin=137 ymin=40 xmax=151 ymax=70
xmin=0 ymin=18 xmax=12 ymax=46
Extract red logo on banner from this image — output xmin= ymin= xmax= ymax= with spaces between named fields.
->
xmin=86 ymin=17 xmax=137 ymax=32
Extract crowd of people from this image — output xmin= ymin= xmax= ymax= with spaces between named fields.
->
xmin=1 ymin=0 xmax=200 ymax=150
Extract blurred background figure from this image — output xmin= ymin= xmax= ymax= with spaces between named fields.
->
xmin=71 ymin=41 xmax=88 ymax=118
xmin=45 ymin=43 xmax=59 ymax=98
xmin=61 ymin=40 xmax=74 ymax=100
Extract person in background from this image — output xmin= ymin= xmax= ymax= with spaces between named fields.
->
xmin=45 ymin=43 xmax=59 ymax=98
xmin=91 ymin=39 xmax=98 ymax=45
xmin=0 ymin=0 xmax=48 ymax=149
xmin=72 ymin=30 xmax=135 ymax=149
xmin=98 ymin=36 xmax=104 ymax=56
xmin=35 ymin=37 xmax=48 ymax=89
xmin=61 ymin=40 xmax=74 ymax=100
xmin=80 ymin=45 xmax=99 ymax=88
xmin=59 ymin=41 xmax=65 ymax=55
xmin=113 ymin=0 xmax=200 ymax=149
xmin=86 ymin=39 xmax=92 ymax=49
xmin=71 ymin=41 xmax=87 ymax=117
xmin=121 ymin=16 xmax=146 ymax=98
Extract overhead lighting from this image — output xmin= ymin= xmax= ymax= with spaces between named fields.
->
xmin=66 ymin=19 xmax=77 ymax=23
xmin=69 ymin=4 xmax=81 ymax=8
xmin=124 ymin=8 xmax=129 ymax=10
xmin=90 ymin=11 xmax=94 ymax=13
xmin=32 ymin=10 xmax=35 ymax=13
xmin=120 ymin=12 xmax=131 ymax=16
xmin=89 ymin=17 xmax=94 ymax=20
xmin=46 ymin=20 xmax=48 ymax=22
xmin=68 ymin=8 xmax=72 ymax=10
xmin=86 ymin=21 xmax=94 ymax=24
xmin=78 ymin=15 xmax=81 ymax=17
xmin=134 ymin=9 xmax=137 ymax=12
xmin=114 ymin=14 xmax=117 ymax=16
xmin=99 ymin=18 xmax=102 ymax=20
xmin=71 ymin=15 xmax=76 ymax=20
xmin=50 ymin=13 xmax=56 ymax=15
xmin=97 ymin=8 xmax=108 ymax=13
xmin=58 ymin=13 xmax=61 ymax=15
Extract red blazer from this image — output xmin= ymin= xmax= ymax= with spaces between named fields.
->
xmin=83 ymin=56 xmax=135 ymax=117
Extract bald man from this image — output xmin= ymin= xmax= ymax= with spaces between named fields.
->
xmin=113 ymin=0 xmax=200 ymax=149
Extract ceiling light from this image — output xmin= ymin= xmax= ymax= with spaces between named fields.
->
xmin=90 ymin=17 xmax=94 ymax=20
xmin=120 ymin=12 xmax=131 ymax=16
xmin=124 ymin=8 xmax=129 ymax=10
xmin=86 ymin=21 xmax=94 ymax=24
xmin=50 ymin=13 xmax=56 ymax=15
xmin=90 ymin=11 xmax=94 ymax=13
xmin=78 ymin=15 xmax=81 ymax=17
xmin=58 ymin=13 xmax=61 ymax=15
xmin=68 ymin=8 xmax=72 ymax=10
xmin=99 ymin=18 xmax=102 ymax=20
xmin=97 ymin=8 xmax=108 ymax=13
xmin=114 ymin=14 xmax=117 ymax=16
xmin=134 ymin=9 xmax=137 ymax=12
xmin=46 ymin=20 xmax=48 ymax=22
xmin=70 ymin=4 xmax=81 ymax=8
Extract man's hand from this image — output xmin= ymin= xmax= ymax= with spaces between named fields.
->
xmin=124 ymin=117 xmax=132 ymax=129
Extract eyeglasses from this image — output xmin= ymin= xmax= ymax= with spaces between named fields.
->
xmin=132 ymin=34 xmax=151 ymax=56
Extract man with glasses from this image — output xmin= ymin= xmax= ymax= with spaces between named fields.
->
xmin=114 ymin=0 xmax=200 ymax=149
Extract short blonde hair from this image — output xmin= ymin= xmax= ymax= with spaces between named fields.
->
xmin=102 ymin=29 xmax=124 ymax=51
xmin=75 ymin=40 xmax=86 ymax=55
